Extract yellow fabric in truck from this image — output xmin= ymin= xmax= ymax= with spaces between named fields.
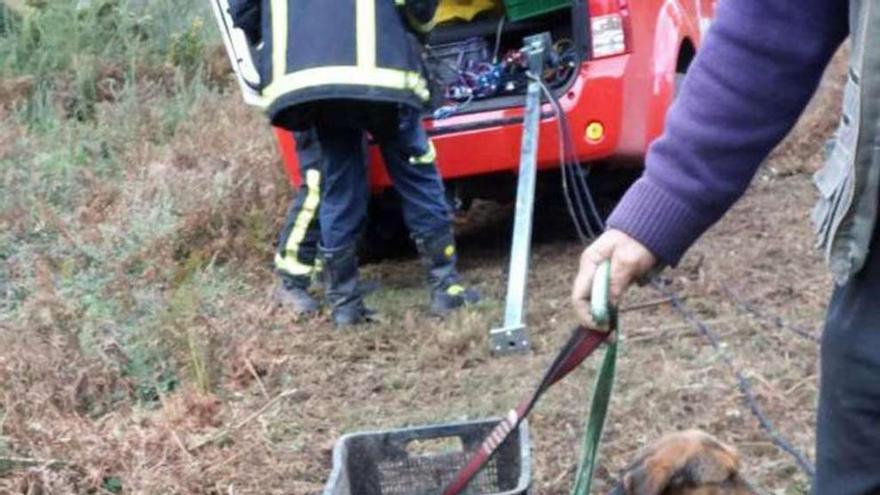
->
xmin=433 ymin=0 xmax=499 ymax=24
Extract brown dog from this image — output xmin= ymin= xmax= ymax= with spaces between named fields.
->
xmin=610 ymin=430 xmax=756 ymax=495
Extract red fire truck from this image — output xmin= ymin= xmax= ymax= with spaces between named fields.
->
xmin=272 ymin=1 xmax=714 ymax=185
xmin=213 ymin=0 xmax=715 ymax=234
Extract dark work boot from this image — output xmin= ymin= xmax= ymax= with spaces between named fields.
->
xmin=274 ymin=275 xmax=319 ymax=316
xmin=415 ymin=228 xmax=481 ymax=316
xmin=311 ymin=258 xmax=383 ymax=295
xmin=321 ymin=244 xmax=375 ymax=327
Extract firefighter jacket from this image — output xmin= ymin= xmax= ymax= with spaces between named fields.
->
xmin=229 ymin=0 xmax=438 ymax=127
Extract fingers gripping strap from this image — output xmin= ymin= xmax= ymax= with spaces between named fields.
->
xmin=443 ymin=261 xmax=618 ymax=495
xmin=591 ymin=260 xmax=612 ymax=328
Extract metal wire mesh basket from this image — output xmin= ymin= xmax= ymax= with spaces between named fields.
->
xmin=322 ymin=418 xmax=531 ymax=495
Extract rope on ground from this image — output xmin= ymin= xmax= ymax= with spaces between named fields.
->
xmin=652 ymin=280 xmax=817 ymax=480
xmin=720 ymin=286 xmax=821 ymax=344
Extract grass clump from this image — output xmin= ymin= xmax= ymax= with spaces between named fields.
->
xmin=0 ymin=0 xmax=216 ymax=123
xmin=0 ymin=1 xmax=290 ymax=491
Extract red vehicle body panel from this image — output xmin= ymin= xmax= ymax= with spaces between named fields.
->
xmin=276 ymin=0 xmax=716 ymax=190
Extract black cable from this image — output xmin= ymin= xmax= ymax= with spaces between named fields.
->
xmin=720 ymin=286 xmax=822 ymax=344
xmin=556 ymin=100 xmax=598 ymax=240
xmin=492 ymin=16 xmax=505 ymax=64
xmin=538 ymin=47 xmax=605 ymax=233
xmin=554 ymin=103 xmax=604 ymax=232
xmin=652 ymin=280 xmax=818 ymax=480
xmin=570 ymin=158 xmax=604 ymax=232
xmin=533 ymin=75 xmax=594 ymax=241
xmin=554 ymin=97 xmax=596 ymax=238
xmin=535 ymin=77 xmax=598 ymax=241
xmin=538 ymin=78 xmax=604 ymax=235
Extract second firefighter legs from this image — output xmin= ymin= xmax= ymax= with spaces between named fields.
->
xmin=274 ymin=113 xmax=481 ymax=326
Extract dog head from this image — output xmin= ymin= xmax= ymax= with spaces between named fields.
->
xmin=610 ymin=430 xmax=754 ymax=495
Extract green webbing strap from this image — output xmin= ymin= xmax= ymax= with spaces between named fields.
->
xmin=571 ymin=261 xmax=618 ymax=495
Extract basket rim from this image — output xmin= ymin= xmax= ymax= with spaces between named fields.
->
xmin=322 ymin=417 xmax=532 ymax=495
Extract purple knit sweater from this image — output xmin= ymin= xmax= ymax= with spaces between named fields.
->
xmin=607 ymin=0 xmax=849 ymax=265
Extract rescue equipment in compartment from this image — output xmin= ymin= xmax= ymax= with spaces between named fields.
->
xmin=428 ymin=35 xmax=578 ymax=119
xmin=433 ymin=0 xmax=500 ymax=24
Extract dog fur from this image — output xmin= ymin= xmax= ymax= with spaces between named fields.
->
xmin=609 ymin=430 xmax=756 ymax=495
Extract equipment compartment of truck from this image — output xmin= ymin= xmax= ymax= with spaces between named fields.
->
xmin=424 ymin=3 xmax=585 ymax=116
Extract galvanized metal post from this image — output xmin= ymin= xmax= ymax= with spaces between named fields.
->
xmin=490 ymin=33 xmax=550 ymax=355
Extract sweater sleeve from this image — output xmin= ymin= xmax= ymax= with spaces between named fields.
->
xmin=606 ymin=0 xmax=848 ymax=266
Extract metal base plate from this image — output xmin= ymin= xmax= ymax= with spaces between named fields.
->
xmin=490 ymin=325 xmax=531 ymax=355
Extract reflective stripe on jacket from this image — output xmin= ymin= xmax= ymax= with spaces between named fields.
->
xmin=229 ymin=0 xmax=437 ymax=126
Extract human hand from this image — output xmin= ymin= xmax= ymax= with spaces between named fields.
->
xmin=571 ymin=229 xmax=658 ymax=328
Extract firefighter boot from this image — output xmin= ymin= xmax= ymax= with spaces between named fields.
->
xmin=321 ymin=244 xmax=375 ymax=327
xmin=274 ymin=275 xmax=320 ymax=316
xmin=313 ymin=255 xmax=380 ymax=295
xmin=416 ymin=228 xmax=481 ymax=316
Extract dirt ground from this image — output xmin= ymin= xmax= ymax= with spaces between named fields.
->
xmin=0 ymin=44 xmax=848 ymax=495
xmin=216 ymin=56 xmax=842 ymax=494
xmin=266 ymin=54 xmax=845 ymax=495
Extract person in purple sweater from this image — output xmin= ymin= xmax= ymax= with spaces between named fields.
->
xmin=571 ymin=1 xmax=879 ymax=493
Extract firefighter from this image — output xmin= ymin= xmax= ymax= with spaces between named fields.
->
xmin=230 ymin=0 xmax=480 ymax=326
xmin=272 ymin=128 xmax=322 ymax=316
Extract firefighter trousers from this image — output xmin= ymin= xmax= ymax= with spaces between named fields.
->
xmin=314 ymin=101 xmax=451 ymax=251
xmin=275 ymin=129 xmax=322 ymax=289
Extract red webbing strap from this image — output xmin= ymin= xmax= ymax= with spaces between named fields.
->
xmin=442 ymin=327 xmax=610 ymax=495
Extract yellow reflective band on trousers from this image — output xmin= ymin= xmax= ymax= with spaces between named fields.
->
xmin=271 ymin=0 xmax=288 ymax=83
xmin=263 ymin=66 xmax=431 ymax=103
xmin=410 ymin=139 xmax=436 ymax=164
xmin=357 ymin=0 xmax=376 ymax=68
xmin=275 ymin=253 xmax=312 ymax=276
xmin=275 ymin=169 xmax=321 ymax=277
xmin=446 ymin=284 xmax=466 ymax=296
